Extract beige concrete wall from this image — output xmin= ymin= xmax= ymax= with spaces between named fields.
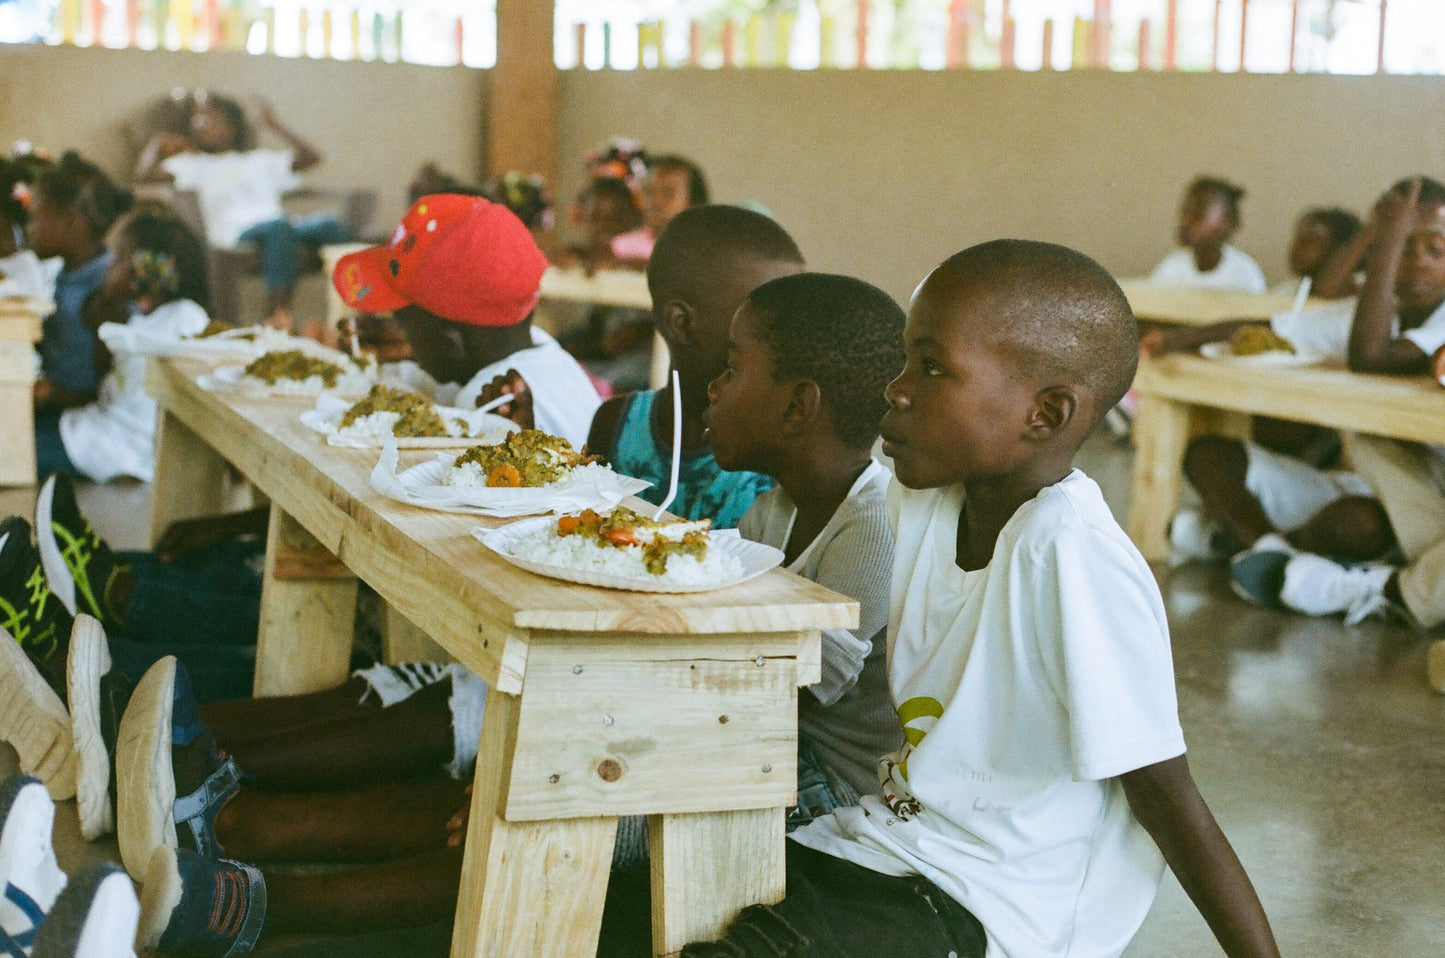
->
xmin=0 ymin=44 xmax=487 ymax=232
xmin=557 ymin=69 xmax=1445 ymax=302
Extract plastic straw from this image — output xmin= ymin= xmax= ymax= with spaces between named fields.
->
xmin=653 ymin=369 xmax=682 ymax=519
xmin=1288 ymin=276 xmax=1312 ymax=320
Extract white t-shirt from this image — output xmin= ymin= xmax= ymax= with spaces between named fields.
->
xmin=1149 ymin=244 xmax=1267 ymax=293
xmin=61 ymin=299 xmax=210 ymax=482
xmin=454 ymin=327 xmax=601 ymax=450
xmin=791 ymin=471 xmax=1187 ymax=958
xmin=1270 ymin=295 xmax=1445 ymax=364
xmin=162 ymin=149 xmax=299 ymax=247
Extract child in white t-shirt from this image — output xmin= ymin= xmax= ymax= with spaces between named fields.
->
xmin=57 ymin=209 xmax=211 ymax=482
xmin=671 ymin=241 xmax=1279 ymax=958
xmin=1150 ymin=176 xmax=1267 ymax=293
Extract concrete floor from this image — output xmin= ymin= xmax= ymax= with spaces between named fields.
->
xmin=4 ymin=429 xmax=1443 ymax=956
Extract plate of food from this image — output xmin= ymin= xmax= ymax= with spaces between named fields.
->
xmin=199 ymin=348 xmax=377 ymax=398
xmin=99 ymin=320 xmax=296 ymax=360
xmin=370 ymin=429 xmax=653 ymax=517
xmin=1200 ymin=328 xmax=1325 ymax=367
xmin=300 ymin=386 xmax=517 ymax=448
xmin=476 ymin=507 xmax=783 ymax=593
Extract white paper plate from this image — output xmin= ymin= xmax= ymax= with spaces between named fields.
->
xmin=99 ymin=324 xmax=296 ymax=360
xmin=476 ymin=517 xmax=784 ymax=593
xmin=198 ymin=363 xmax=376 ymax=400
xmin=370 ymin=441 xmax=654 ymax=517
xmin=1199 ymin=342 xmax=1326 ymax=367
xmin=299 ymin=393 xmax=518 ymax=448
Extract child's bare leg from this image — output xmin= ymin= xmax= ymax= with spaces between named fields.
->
xmin=261 ymin=847 xmax=464 ymax=936
xmin=1287 ymin=496 xmax=1395 ymax=563
xmin=200 ymin=677 xmax=374 ymax=748
xmin=1182 ymin=436 xmax=1274 ymax=546
xmin=223 ymin=679 xmax=455 ymax=791
xmin=217 ymin=779 xmax=464 ymax=863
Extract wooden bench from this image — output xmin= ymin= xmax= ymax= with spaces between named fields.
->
xmin=1127 ymin=353 xmax=1445 ymax=562
xmin=145 ymin=356 xmax=854 ymax=956
xmin=0 ymin=297 xmax=46 ymax=486
xmin=1117 ymin=279 xmax=1325 ymax=326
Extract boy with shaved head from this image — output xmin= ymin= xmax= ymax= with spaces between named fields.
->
xmin=650 ymin=241 xmax=1279 ymax=958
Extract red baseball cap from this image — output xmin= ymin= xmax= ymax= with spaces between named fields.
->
xmin=332 ymin=193 xmax=547 ymax=326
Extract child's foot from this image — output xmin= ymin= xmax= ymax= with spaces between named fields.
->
xmin=1167 ymin=510 xmax=1238 ymax=565
xmin=0 ymin=628 xmax=74 ymax=800
xmin=138 ymin=846 xmax=265 ymax=956
xmin=0 ymin=516 xmax=73 ymax=688
xmin=35 ymin=473 xmax=129 ymax=634
xmin=0 ymin=774 xmax=67 ymax=952
xmin=67 ymin=615 xmax=134 ymax=841
xmin=30 ymin=862 xmax=139 ymax=958
xmin=1279 ymin=553 xmax=1394 ymax=625
xmin=115 ymin=657 xmax=243 ymax=879
xmin=1228 ymin=533 xmax=1297 ymax=608
xmin=1427 ymin=640 xmax=1445 ymax=695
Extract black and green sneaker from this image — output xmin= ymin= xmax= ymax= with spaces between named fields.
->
xmin=0 ymin=516 xmax=73 ymax=688
xmin=35 ymin=473 xmax=128 ymax=632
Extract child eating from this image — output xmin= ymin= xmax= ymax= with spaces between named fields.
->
xmin=627 ymin=240 xmax=1279 ymax=958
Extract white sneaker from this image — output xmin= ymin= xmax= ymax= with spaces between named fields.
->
xmin=1168 ymin=510 xmax=1231 ymax=564
xmin=1280 ymin=553 xmax=1394 ymax=625
xmin=1426 ymin=640 xmax=1445 ymax=695
xmin=30 ymin=863 xmax=138 ymax=958
xmin=0 ymin=775 xmax=67 ymax=956
xmin=1229 ymin=533 xmax=1298 ymax=607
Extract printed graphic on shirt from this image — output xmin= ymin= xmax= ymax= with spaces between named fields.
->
xmin=880 ymin=695 xmax=943 ymax=820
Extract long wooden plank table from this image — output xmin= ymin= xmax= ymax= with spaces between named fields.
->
xmin=145 ymin=356 xmax=854 ymax=957
xmin=0 ymin=297 xmax=47 ymax=486
xmin=1117 ymin=279 xmax=1324 ymax=326
xmin=1128 ymin=353 xmax=1445 ymax=561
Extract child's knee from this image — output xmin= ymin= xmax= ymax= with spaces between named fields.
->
xmin=1182 ymin=435 xmax=1245 ymax=485
xmin=1303 ymin=495 xmax=1394 ymax=560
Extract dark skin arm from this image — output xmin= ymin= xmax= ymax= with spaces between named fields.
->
xmin=1433 ymin=344 xmax=1445 ymax=382
xmin=1350 ymin=179 xmax=1430 ymax=374
xmin=253 ymin=99 xmax=323 ymax=172
xmin=32 ymin=379 xmax=96 ymax=412
xmin=1311 ymin=222 xmax=1371 ymax=300
xmin=1121 ymin=755 xmax=1281 ymax=958
xmin=474 ymin=368 xmax=535 ymax=431
xmin=134 ymin=131 xmax=191 ymax=183
xmin=154 ymin=506 xmax=269 ymax=562
xmin=585 ymin=394 xmax=630 ymax=464
xmin=1139 ymin=320 xmax=1264 ymax=357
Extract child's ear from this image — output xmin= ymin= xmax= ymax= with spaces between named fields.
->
xmin=1028 ymin=385 xmax=1077 ymax=438
xmin=782 ymin=379 xmax=821 ymax=433
xmin=658 ymin=299 xmax=696 ymax=346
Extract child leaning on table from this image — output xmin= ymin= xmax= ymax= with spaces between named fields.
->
xmin=62 ymin=272 xmax=913 ymax=955
xmin=1150 ymin=175 xmax=1267 ymax=293
xmin=602 ymin=240 xmax=1281 ymax=958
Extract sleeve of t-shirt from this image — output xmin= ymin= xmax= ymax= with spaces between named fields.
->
xmin=806 ymin=506 xmax=892 ymax=706
xmin=1403 ymin=302 xmax=1445 ymax=358
xmin=257 ymin=149 xmax=301 ymax=194
xmin=1031 ymin=526 xmax=1186 ymax=782
xmin=160 ymin=152 xmax=204 ymax=190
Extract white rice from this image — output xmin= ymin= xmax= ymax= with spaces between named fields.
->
xmin=335 ymin=409 xmax=465 ymax=442
xmin=242 ymin=368 xmax=375 ymax=395
xmin=510 ymin=524 xmax=743 ymax=586
xmin=445 ymin=460 xmax=613 ymax=490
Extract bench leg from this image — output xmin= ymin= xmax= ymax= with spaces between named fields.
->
xmin=452 ymin=690 xmax=618 ymax=957
xmin=148 ymin=409 xmax=232 ymax=546
xmin=648 ymin=807 xmax=786 ymax=956
xmin=253 ymin=503 xmax=357 ymax=696
xmin=1128 ymin=393 xmax=1194 ymax=562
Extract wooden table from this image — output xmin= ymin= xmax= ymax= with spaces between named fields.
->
xmin=0 ymin=297 xmax=47 ymax=486
xmin=1117 ymin=279 xmax=1323 ymax=326
xmin=1128 ymin=353 xmax=1445 ymax=561
xmin=146 ymin=356 xmax=854 ymax=957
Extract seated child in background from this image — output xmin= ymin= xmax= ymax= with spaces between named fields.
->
xmin=1166 ymin=178 xmax=1445 ymax=641
xmin=587 ymin=204 xmax=805 ymax=528
xmin=1150 ymin=175 xmax=1267 ymax=292
xmin=27 ymin=152 xmax=134 ymax=421
xmin=1273 ymin=205 xmax=1366 ymax=298
xmin=135 ymin=91 xmax=347 ymax=333
xmin=610 ymin=153 xmax=709 ymax=266
xmin=69 ymin=269 xmax=912 ymax=954
xmin=614 ymin=240 xmax=1279 ymax=958
xmin=1213 ymin=178 xmax=1445 ymax=641
xmin=337 ymin=193 xmax=601 ymax=449
xmin=41 ymin=206 xmax=210 ymax=483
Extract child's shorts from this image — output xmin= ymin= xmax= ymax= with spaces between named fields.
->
xmin=1244 ymin=442 xmax=1374 ymax=532
xmin=353 ymin=662 xmax=488 ymax=779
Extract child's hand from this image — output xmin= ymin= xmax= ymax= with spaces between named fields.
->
xmin=1371 ymin=178 xmax=1421 ymax=241
xmin=154 ymin=132 xmax=191 ymax=157
xmin=446 ymin=786 xmax=472 ymax=848
xmin=477 ymin=368 xmax=535 ymax=430
xmin=155 ymin=515 xmax=235 ymax=563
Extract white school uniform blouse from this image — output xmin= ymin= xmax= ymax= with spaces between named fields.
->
xmin=792 ymin=471 xmax=1186 ymax=958
xmin=163 ymin=149 xmax=299 ymax=248
xmin=1149 ymin=244 xmax=1267 ymax=292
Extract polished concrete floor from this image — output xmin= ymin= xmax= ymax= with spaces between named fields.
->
xmin=3 ymin=430 xmax=1442 ymax=956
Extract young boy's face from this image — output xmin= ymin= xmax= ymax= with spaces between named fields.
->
xmin=1288 ymin=215 xmax=1335 ymax=279
xmin=881 ymin=277 xmax=1041 ymax=490
xmin=190 ymin=103 xmax=238 ymax=153
xmin=644 ymin=166 xmax=694 ymax=236
xmin=25 ymin=193 xmax=75 ymax=260
xmin=705 ymin=302 xmax=790 ymax=473
xmin=1177 ymin=189 xmax=1234 ymax=250
xmin=1395 ymin=202 xmax=1445 ymax=311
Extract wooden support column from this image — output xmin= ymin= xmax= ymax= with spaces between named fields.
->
xmin=488 ymin=0 xmax=557 ymax=187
